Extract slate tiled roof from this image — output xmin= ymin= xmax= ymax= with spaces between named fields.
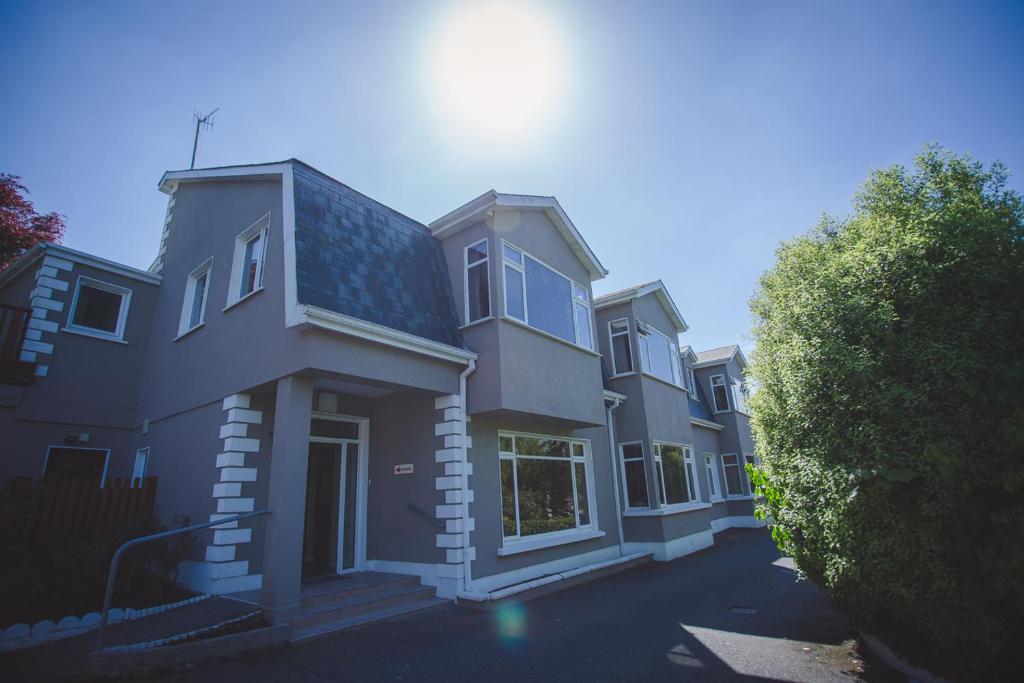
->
xmin=695 ymin=345 xmax=739 ymax=364
xmin=292 ymin=162 xmax=465 ymax=349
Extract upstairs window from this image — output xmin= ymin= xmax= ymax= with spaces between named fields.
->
xmin=653 ymin=442 xmax=699 ymax=506
xmin=502 ymin=241 xmax=593 ymax=350
xmin=464 ymin=239 xmax=490 ymax=324
xmin=722 ymin=454 xmax=744 ymax=496
xmin=732 ymin=378 xmax=750 ymax=414
xmin=177 ymin=258 xmax=212 ymax=337
xmin=608 ymin=318 xmax=633 ymax=375
xmin=638 ymin=321 xmax=683 ymax=387
xmin=710 ymin=374 xmax=730 ymax=412
xmin=619 ymin=442 xmax=648 ymax=508
xmin=66 ymin=277 xmax=132 ymax=342
xmin=686 ymin=366 xmax=697 ymax=397
xmin=227 ymin=213 xmax=269 ymax=309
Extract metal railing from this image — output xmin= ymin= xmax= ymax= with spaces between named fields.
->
xmin=95 ymin=507 xmax=271 ymax=650
xmin=407 ymin=502 xmax=444 ymax=529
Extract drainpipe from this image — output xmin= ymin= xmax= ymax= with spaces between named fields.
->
xmin=458 ymin=358 xmax=477 ymax=594
xmin=606 ymin=396 xmax=626 ymax=557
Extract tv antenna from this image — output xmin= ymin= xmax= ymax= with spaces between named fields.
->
xmin=190 ymin=107 xmax=219 ymax=169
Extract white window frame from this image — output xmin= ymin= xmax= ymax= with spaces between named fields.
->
xmin=131 ymin=447 xmax=150 ymax=487
xmin=64 ymin=276 xmax=132 ymax=343
xmin=607 ymin=318 xmax=635 ymax=376
xmin=721 ymin=453 xmax=746 ymax=497
xmin=500 ymin=240 xmax=595 ymax=351
xmin=42 ymin=445 xmax=111 ymax=487
xmin=744 ymin=453 xmax=759 ymax=495
xmin=710 ymin=374 xmax=731 ymax=413
xmin=637 ymin=321 xmax=683 ymax=388
xmin=686 ymin=366 xmax=697 ymax=397
xmin=618 ymin=441 xmax=649 ymax=510
xmin=732 ymin=377 xmax=750 ymax=415
xmin=225 ymin=212 xmax=270 ymax=310
xmin=652 ymin=441 xmax=700 ymax=508
xmin=177 ymin=257 xmax=213 ymax=338
xmin=498 ymin=430 xmax=597 ymax=547
xmin=463 ymin=238 xmax=491 ymax=326
xmin=704 ymin=453 xmax=723 ymax=502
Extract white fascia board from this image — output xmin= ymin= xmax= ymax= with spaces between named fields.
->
xmin=296 ymin=304 xmax=478 ymax=366
xmin=680 ymin=346 xmax=699 ymax=363
xmin=429 ymin=191 xmax=608 ymax=280
xmin=691 ymin=417 xmax=725 ymax=431
xmin=0 ymin=243 xmax=161 ymax=288
xmin=594 ymin=280 xmax=688 ymax=333
xmin=159 ymin=162 xmax=292 ymax=194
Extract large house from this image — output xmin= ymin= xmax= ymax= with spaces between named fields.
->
xmin=0 ymin=160 xmax=760 ymax=627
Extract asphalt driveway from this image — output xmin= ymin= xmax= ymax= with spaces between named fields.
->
xmin=153 ymin=529 xmax=891 ymax=682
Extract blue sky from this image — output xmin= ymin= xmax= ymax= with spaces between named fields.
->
xmin=2 ymin=0 xmax=1022 ymax=354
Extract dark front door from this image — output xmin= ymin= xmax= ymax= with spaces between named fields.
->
xmin=302 ymin=443 xmax=341 ymax=579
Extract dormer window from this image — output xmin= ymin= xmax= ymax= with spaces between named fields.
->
xmin=637 ymin=321 xmax=683 ymax=388
xmin=501 ymin=240 xmax=594 ymax=350
xmin=464 ymin=239 xmax=490 ymax=325
xmin=732 ymin=378 xmax=750 ymax=414
xmin=608 ymin=318 xmax=633 ymax=374
xmin=711 ymin=374 xmax=730 ymax=412
xmin=685 ymin=366 xmax=697 ymax=396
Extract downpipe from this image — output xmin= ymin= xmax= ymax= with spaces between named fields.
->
xmin=606 ymin=396 xmax=626 ymax=557
xmin=458 ymin=358 xmax=477 ymax=596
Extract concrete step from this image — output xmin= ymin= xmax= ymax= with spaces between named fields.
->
xmin=301 ymin=574 xmax=420 ymax=609
xmin=290 ymin=598 xmax=448 ymax=643
xmin=290 ymin=584 xmax=437 ymax=631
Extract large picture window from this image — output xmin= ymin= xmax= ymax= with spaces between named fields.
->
xmin=710 ymin=374 xmax=730 ymax=412
xmin=619 ymin=442 xmax=649 ymax=508
xmin=653 ymin=442 xmax=699 ymax=506
xmin=499 ymin=432 xmax=594 ymax=540
xmin=608 ymin=318 xmax=633 ymax=375
xmin=638 ymin=321 xmax=682 ymax=387
xmin=502 ymin=242 xmax=593 ymax=350
xmin=722 ymin=454 xmax=744 ymax=496
xmin=66 ymin=277 xmax=132 ymax=342
xmin=464 ymin=239 xmax=490 ymax=324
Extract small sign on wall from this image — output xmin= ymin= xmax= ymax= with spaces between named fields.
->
xmin=394 ymin=464 xmax=414 ymax=475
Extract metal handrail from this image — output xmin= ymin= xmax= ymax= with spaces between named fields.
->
xmin=407 ymin=502 xmax=444 ymax=529
xmin=95 ymin=507 xmax=271 ymax=650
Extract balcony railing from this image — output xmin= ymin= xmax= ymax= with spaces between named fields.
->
xmin=0 ymin=303 xmax=35 ymax=385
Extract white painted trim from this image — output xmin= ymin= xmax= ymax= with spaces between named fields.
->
xmin=691 ymin=417 xmax=724 ymax=431
xmin=64 ymin=275 xmax=133 ymax=342
xmin=651 ymin=441 xmax=700 ymax=506
xmin=593 ymin=279 xmax=688 ymax=332
xmin=710 ymin=515 xmax=765 ymax=533
xmin=176 ymin=256 xmax=213 ymax=337
xmin=225 ymin=213 xmax=271 ymax=310
xmin=42 ymin=445 xmax=111 ymax=487
xmin=159 ymin=162 xmax=293 ymax=193
xmin=709 ymin=373 xmax=731 ymax=413
xmin=618 ymin=441 xmax=650 ymax=511
xmin=501 ymin=314 xmax=601 ymax=357
xmin=463 ymin=237 xmax=491 ymax=326
xmin=607 ymin=317 xmax=635 ymax=376
xmin=622 ymin=502 xmax=711 ymax=517
xmin=0 ymin=242 xmax=161 ymax=290
xmin=281 ymin=164 xmax=301 ymax=327
xmin=470 ymin=544 xmax=620 ymax=594
xmin=496 ymin=529 xmax=606 ymax=556
xmin=721 ymin=453 xmax=745 ymax=497
xmin=622 ymin=529 xmax=714 ymax=561
xmin=637 ymin=319 xmax=685 ymax=389
xmin=704 ymin=452 xmax=724 ymax=502
xmin=296 ymin=303 xmax=478 ymax=364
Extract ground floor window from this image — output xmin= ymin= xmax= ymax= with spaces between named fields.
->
xmin=499 ymin=431 xmax=594 ymax=540
xmin=619 ymin=442 xmax=649 ymax=508
xmin=744 ymin=454 xmax=758 ymax=494
xmin=653 ymin=442 xmax=699 ymax=505
xmin=704 ymin=453 xmax=721 ymax=500
xmin=722 ymin=454 xmax=744 ymax=496
xmin=43 ymin=447 xmax=109 ymax=485
xmin=131 ymin=448 xmax=150 ymax=487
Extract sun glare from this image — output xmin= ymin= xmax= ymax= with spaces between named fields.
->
xmin=431 ymin=1 xmax=567 ymax=139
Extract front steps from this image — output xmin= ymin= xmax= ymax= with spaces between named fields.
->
xmin=289 ymin=572 xmax=446 ymax=642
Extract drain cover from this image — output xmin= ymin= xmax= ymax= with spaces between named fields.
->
xmin=729 ymin=607 xmax=758 ymax=615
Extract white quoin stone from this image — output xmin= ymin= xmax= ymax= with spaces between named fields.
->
xmin=434 ymin=421 xmax=461 ymax=437
xmin=209 ymin=560 xmax=249 ymax=579
xmin=437 ymin=562 xmax=464 ymax=579
xmin=205 ymin=545 xmax=236 ymax=562
xmin=442 ymin=407 xmax=462 ymax=422
xmin=223 ymin=437 xmax=259 ymax=453
xmin=226 ymin=408 xmax=262 ymax=424
xmin=212 ymin=483 xmax=242 ymax=498
xmin=435 ymin=504 xmax=461 ymax=519
xmin=27 ymin=317 xmax=58 ymax=332
xmin=219 ymin=423 xmax=248 ymax=439
xmin=31 ymin=296 xmax=63 ymax=312
xmin=42 ymin=255 xmax=73 ymax=271
xmin=434 ymin=448 xmax=461 ymax=463
xmin=444 ymin=461 xmax=472 ymax=477
xmin=209 ymin=514 xmax=239 ymax=529
xmin=435 ymin=533 xmax=461 ymax=549
xmin=434 ymin=394 xmax=461 ymax=410
xmin=443 ymin=434 xmax=472 ymax=449
xmin=216 ymin=452 xmax=246 ymax=468
xmin=36 ymin=275 xmax=68 ymax=291
xmin=213 ymin=528 xmax=252 ymax=545
xmin=220 ymin=467 xmax=258 ymax=482
xmin=217 ymin=497 xmax=255 ymax=513
xmin=434 ymin=476 xmax=461 ymax=490
xmin=222 ymin=394 xmax=251 ymax=410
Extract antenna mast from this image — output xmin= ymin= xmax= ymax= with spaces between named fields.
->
xmin=190 ymin=107 xmax=220 ymax=169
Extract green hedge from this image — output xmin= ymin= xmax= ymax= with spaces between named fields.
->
xmin=748 ymin=146 xmax=1024 ymax=681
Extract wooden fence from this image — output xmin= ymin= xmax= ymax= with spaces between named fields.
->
xmin=0 ymin=476 xmax=158 ymax=541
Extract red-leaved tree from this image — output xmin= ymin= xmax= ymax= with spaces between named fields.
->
xmin=0 ymin=174 xmax=66 ymax=270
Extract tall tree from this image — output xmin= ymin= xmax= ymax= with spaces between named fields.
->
xmin=748 ymin=145 xmax=1024 ymax=680
xmin=0 ymin=174 xmax=66 ymax=269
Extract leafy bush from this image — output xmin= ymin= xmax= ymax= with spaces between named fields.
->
xmin=748 ymin=146 xmax=1024 ymax=681
xmin=0 ymin=492 xmax=193 ymax=627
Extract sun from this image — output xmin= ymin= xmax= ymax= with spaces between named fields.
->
xmin=431 ymin=1 xmax=568 ymax=139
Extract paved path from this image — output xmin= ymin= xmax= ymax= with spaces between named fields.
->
xmin=152 ymin=529 xmax=893 ymax=682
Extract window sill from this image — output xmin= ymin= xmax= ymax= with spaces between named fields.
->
xmin=711 ymin=497 xmax=726 ymax=504
xmin=459 ymin=315 xmax=494 ymax=331
xmin=173 ymin=323 xmax=205 ymax=342
xmin=62 ymin=327 xmax=128 ymax=344
xmin=501 ymin=315 xmax=600 ymax=357
xmin=727 ymin=494 xmax=754 ymax=500
xmin=609 ymin=371 xmax=637 ymax=379
xmin=497 ymin=528 xmax=605 ymax=556
xmin=223 ymin=286 xmax=264 ymax=313
xmin=623 ymin=502 xmax=711 ymax=517
xmin=640 ymin=371 xmax=687 ymax=393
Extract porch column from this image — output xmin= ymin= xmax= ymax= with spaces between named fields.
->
xmin=261 ymin=375 xmax=312 ymax=620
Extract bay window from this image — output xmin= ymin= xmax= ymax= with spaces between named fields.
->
xmin=619 ymin=442 xmax=649 ymax=508
xmin=464 ymin=239 xmax=490 ymax=324
xmin=711 ymin=374 xmax=730 ymax=412
xmin=499 ymin=432 xmax=595 ymax=540
xmin=608 ymin=318 xmax=633 ymax=375
xmin=638 ymin=321 xmax=683 ymax=387
xmin=502 ymin=241 xmax=594 ymax=349
xmin=653 ymin=442 xmax=699 ymax=506
xmin=722 ymin=454 xmax=744 ymax=496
